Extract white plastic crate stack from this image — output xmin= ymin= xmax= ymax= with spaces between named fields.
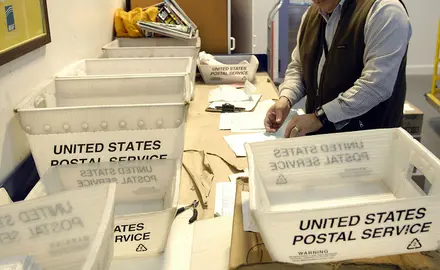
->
xmin=0 ymin=184 xmax=116 ymax=270
xmin=25 ymin=159 xmax=180 ymax=259
xmin=102 ymin=37 xmax=201 ymax=100
xmin=56 ymin=57 xmax=193 ymax=103
xmin=15 ymin=58 xmax=189 ymax=258
xmin=245 ymin=128 xmax=440 ymax=264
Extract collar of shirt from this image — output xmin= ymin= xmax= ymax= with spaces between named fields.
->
xmin=319 ymin=0 xmax=345 ymax=22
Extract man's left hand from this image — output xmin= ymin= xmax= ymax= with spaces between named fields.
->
xmin=284 ymin=114 xmax=323 ymax=138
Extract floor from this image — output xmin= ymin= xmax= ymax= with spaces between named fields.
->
xmin=405 ymin=75 xmax=440 ymax=158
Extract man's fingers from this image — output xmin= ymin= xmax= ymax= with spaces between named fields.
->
xmin=284 ymin=117 xmax=298 ymax=138
xmin=264 ymin=114 xmax=275 ymax=132
xmin=275 ymin=107 xmax=284 ymax=123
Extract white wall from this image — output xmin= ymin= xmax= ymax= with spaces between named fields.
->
xmin=403 ymin=0 xmax=439 ymax=75
xmin=0 ymin=0 xmax=124 ymax=182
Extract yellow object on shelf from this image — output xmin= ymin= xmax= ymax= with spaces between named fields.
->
xmin=114 ymin=7 xmax=159 ymax=37
xmin=426 ymin=20 xmax=440 ymax=113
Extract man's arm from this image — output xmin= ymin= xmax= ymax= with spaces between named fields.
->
xmin=322 ymin=0 xmax=411 ymax=126
xmin=278 ymin=9 xmax=309 ymax=106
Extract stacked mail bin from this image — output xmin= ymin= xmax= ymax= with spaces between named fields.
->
xmin=102 ymin=37 xmax=201 ymax=100
xmin=15 ymin=37 xmax=199 ymax=260
xmin=0 ymin=184 xmax=116 ymax=269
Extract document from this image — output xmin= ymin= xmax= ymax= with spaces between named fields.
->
xmin=241 ymin=191 xmax=259 ymax=233
xmin=223 ymin=108 xmax=305 ymax=157
xmin=224 ymin=133 xmax=277 ymax=157
xmin=214 ymin=182 xmax=237 ymax=217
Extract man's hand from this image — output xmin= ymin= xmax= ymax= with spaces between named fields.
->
xmin=284 ymin=114 xmax=323 ymax=138
xmin=264 ymin=97 xmax=291 ymax=133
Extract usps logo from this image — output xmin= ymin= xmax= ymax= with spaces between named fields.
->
xmin=5 ymin=5 xmax=15 ymax=32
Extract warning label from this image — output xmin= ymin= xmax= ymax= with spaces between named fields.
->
xmin=289 ymin=249 xmax=337 ymax=262
xmin=292 ymin=208 xmax=432 ymax=246
xmin=136 ymin=244 xmax=148 ymax=252
xmin=276 ymin=174 xmax=287 ymax=185
xmin=407 ymin=238 xmax=422 ymax=250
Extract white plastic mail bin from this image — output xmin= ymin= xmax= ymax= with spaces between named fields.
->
xmin=197 ymin=55 xmax=259 ymax=84
xmin=245 ymin=128 xmax=440 ymax=264
xmin=0 ymin=184 xmax=116 ymax=270
xmin=102 ymin=37 xmax=200 ymax=101
xmin=26 ymin=159 xmax=180 ymax=259
xmin=15 ymin=81 xmax=188 ymax=179
xmin=52 ymin=73 xmax=190 ymax=106
xmin=57 ymin=57 xmax=194 ymax=101
xmin=0 ymin=188 xmax=12 ymax=206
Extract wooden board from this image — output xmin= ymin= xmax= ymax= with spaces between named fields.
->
xmin=178 ymin=74 xmax=278 ymax=220
xmin=130 ymin=0 xmax=230 ymax=53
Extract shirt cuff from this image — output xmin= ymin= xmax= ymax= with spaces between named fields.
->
xmin=322 ymin=99 xmax=350 ymax=130
xmin=322 ymin=99 xmax=346 ymax=123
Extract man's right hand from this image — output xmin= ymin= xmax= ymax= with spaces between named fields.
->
xmin=264 ymin=96 xmax=292 ymax=133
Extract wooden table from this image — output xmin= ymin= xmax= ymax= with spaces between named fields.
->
xmin=179 ymin=73 xmax=278 ymax=219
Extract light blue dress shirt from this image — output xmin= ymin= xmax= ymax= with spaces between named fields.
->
xmin=279 ymin=0 xmax=412 ymax=129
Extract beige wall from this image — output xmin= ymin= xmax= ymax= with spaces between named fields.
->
xmin=0 ymin=0 xmax=125 ymax=182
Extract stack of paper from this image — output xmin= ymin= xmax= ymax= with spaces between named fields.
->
xmin=223 ymin=108 xmax=305 ymax=157
xmin=208 ymin=81 xmax=261 ymax=112
xmin=241 ymin=191 xmax=259 ymax=232
xmin=214 ymin=170 xmax=249 ymax=218
xmin=0 ymin=256 xmax=42 ymax=270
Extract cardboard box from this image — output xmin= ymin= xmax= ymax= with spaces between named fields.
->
xmin=402 ymin=101 xmax=424 ymax=136
xmin=130 ymin=0 xmax=229 ymax=54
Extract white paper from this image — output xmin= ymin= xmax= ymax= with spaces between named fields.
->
xmin=219 ymin=113 xmax=233 ymax=130
xmin=209 ymin=94 xmax=262 ymax=112
xmin=223 ymin=109 xmax=306 ymax=157
xmin=224 ymin=133 xmax=277 ymax=157
xmin=214 ymin=182 xmax=237 ymax=217
xmin=241 ymin=192 xmax=259 ymax=233
xmin=231 ymin=113 xmax=266 ymax=133
xmin=208 ymin=85 xmax=250 ymax=103
xmin=243 ymin=81 xmax=257 ymax=96
xmin=220 ymin=100 xmax=274 ymax=132
xmin=230 ymin=102 xmax=304 ymax=133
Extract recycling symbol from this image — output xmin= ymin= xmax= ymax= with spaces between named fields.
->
xmin=276 ymin=174 xmax=287 ymax=185
xmin=407 ymin=238 xmax=422 ymax=250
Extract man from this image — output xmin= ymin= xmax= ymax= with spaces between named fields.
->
xmin=264 ymin=0 xmax=411 ymax=138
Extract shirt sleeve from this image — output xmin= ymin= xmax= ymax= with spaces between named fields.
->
xmin=278 ymin=9 xmax=309 ymax=106
xmin=322 ymin=1 xmax=412 ymax=125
